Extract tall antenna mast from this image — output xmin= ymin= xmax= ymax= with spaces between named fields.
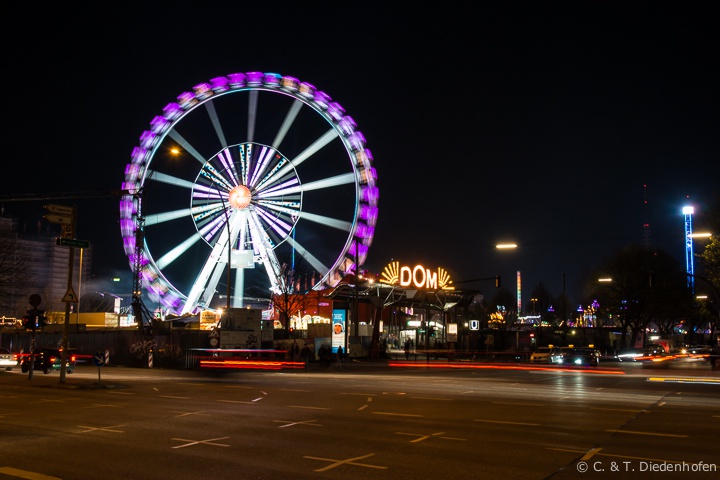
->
xmin=683 ymin=203 xmax=695 ymax=293
xmin=642 ymin=184 xmax=652 ymax=247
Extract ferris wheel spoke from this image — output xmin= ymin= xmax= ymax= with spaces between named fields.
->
xmin=254 ymin=189 xmax=349 ymax=232
xmin=167 ymin=129 xmax=206 ymax=165
xmin=197 ymin=161 xmax=236 ymax=192
xmin=296 ymin=211 xmax=353 ymax=231
xmin=142 ymin=208 xmax=192 ymax=227
xmin=195 ymin=206 xmax=231 ymax=244
xmin=255 ymin=176 xmax=300 ymax=198
xmin=292 ymin=129 xmax=339 ymax=168
xmin=252 ymin=201 xmax=300 ymax=224
xmin=183 ymin=238 xmax=227 ymax=314
xmin=204 ymin=99 xmax=228 ymax=148
xmin=302 ymin=173 xmax=356 ymax=191
xmin=248 ymin=145 xmax=279 ymax=188
xmin=246 ymin=210 xmax=284 ymax=293
xmin=247 ymin=89 xmax=258 ymax=143
xmin=155 ymin=232 xmax=204 ymax=270
xmin=147 ymin=170 xmax=197 ymax=189
xmin=255 ymin=172 xmax=354 ymax=200
xmin=272 ymin=99 xmax=303 ymax=149
xmin=213 ymin=148 xmax=241 ymax=187
xmin=253 ymin=206 xmax=295 ymax=240
xmin=184 ymin=210 xmax=241 ymax=313
xmin=286 ymin=236 xmax=329 ymax=277
xmin=271 ymin=129 xmax=339 ymax=181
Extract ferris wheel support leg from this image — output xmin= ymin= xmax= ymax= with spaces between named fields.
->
xmin=132 ymin=297 xmax=154 ymax=334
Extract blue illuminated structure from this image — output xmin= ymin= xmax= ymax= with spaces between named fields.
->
xmin=683 ymin=205 xmax=694 ymax=292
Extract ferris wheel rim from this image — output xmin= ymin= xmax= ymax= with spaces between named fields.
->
xmin=119 ymin=71 xmax=379 ymax=314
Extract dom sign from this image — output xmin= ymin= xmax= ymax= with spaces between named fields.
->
xmin=380 ymin=261 xmax=454 ymax=290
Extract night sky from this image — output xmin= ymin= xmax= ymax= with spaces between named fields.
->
xmin=2 ymin=2 xmax=718 ymax=309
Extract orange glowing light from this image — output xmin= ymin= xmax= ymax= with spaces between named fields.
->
xmin=228 ymin=185 xmax=252 ymax=209
xmin=387 ymin=362 xmax=625 ymax=375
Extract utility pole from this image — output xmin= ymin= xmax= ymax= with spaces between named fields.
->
xmin=42 ymin=203 xmax=78 ymax=384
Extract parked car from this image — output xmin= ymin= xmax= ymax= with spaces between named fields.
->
xmin=530 ymin=346 xmax=561 ymax=364
xmin=550 ymin=347 xmax=571 ymax=364
xmin=19 ymin=348 xmax=76 ymax=374
xmin=0 ymin=348 xmax=17 ymax=370
xmin=556 ymin=347 xmax=598 ymax=367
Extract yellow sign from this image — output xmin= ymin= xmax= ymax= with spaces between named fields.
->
xmin=201 ymin=310 xmax=218 ymax=325
xmin=380 ymin=261 xmax=454 ymax=290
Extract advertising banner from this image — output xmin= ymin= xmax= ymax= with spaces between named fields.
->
xmin=332 ymin=309 xmax=346 ymax=352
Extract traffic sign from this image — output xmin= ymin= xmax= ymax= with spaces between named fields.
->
xmin=62 ymin=287 xmax=79 ymax=303
xmin=56 ymin=238 xmax=90 ymax=248
xmin=29 ymin=294 xmax=41 ymax=307
xmin=43 ymin=213 xmax=73 ymax=225
xmin=44 ymin=204 xmax=75 ymax=215
xmin=92 ymin=351 xmax=106 ymax=367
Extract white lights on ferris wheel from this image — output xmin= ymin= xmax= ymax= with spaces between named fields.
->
xmin=120 ymin=72 xmax=379 ymax=315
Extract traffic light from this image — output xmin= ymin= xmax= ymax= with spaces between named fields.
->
xmin=495 ymin=275 xmax=501 ymax=288
xmin=429 ymin=327 xmax=436 ymax=337
xmin=25 ymin=309 xmax=46 ymax=330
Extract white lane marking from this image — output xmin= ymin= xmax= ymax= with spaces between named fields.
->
xmin=304 ymin=453 xmax=387 ymax=472
xmin=171 ymin=436 xmax=231 ymax=449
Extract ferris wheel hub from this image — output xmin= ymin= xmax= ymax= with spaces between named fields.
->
xmin=228 ymin=185 xmax=252 ymax=209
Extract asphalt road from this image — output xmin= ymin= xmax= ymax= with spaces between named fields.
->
xmin=1 ymin=359 xmax=718 ymax=480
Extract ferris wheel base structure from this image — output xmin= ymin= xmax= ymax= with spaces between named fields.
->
xmin=120 ymin=72 xmax=379 ymax=316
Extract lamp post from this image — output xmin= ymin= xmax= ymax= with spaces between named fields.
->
xmin=688 ymin=233 xmax=716 ymax=345
xmin=688 ymin=274 xmax=720 ymax=346
xmin=350 ymin=243 xmax=358 ymax=351
xmin=211 ymin=181 xmax=232 ymax=311
xmin=173 ymin=146 xmax=234 ymax=312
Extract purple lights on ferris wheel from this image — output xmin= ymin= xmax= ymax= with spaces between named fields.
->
xmin=120 ymin=71 xmax=379 ymax=314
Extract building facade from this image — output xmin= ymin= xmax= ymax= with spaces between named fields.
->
xmin=0 ymin=217 xmax=92 ymax=318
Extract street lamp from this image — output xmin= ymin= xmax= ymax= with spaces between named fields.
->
xmin=171 ymin=146 xmax=235 ymax=312
xmin=211 ymin=181 xmax=233 ymax=311
xmin=688 ymin=273 xmax=720 ymax=347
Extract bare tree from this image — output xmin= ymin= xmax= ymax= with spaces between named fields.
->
xmin=697 ymin=194 xmax=720 ymax=344
xmin=271 ymin=262 xmax=314 ymax=338
xmin=593 ymin=245 xmax=692 ymax=350
xmin=0 ymin=224 xmax=29 ymax=316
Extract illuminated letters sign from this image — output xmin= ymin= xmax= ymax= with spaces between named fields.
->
xmin=380 ymin=261 xmax=455 ymax=290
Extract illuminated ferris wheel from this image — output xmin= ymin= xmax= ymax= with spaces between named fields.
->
xmin=120 ymin=72 xmax=379 ymax=315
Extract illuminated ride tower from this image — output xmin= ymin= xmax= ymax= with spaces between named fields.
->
xmin=683 ymin=205 xmax=695 ymax=292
